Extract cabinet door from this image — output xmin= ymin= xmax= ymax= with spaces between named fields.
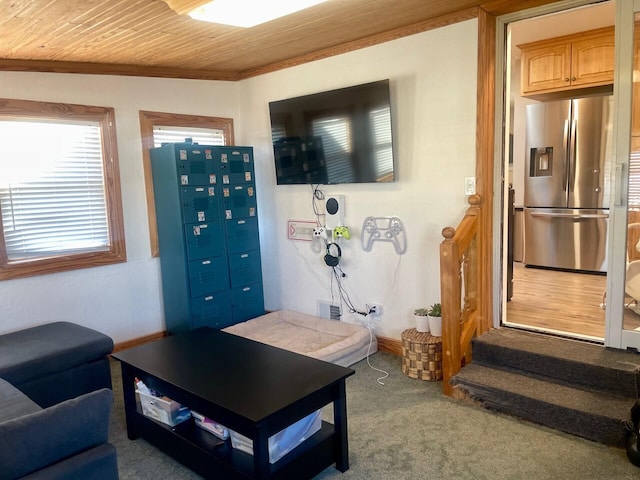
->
xmin=521 ymin=42 xmax=571 ymax=94
xmin=191 ymin=290 xmax=233 ymax=329
xmin=228 ymin=250 xmax=262 ymax=288
xmin=231 ymin=284 xmax=265 ymax=323
xmin=571 ymin=30 xmax=615 ymax=88
xmin=188 ymin=256 xmax=230 ymax=297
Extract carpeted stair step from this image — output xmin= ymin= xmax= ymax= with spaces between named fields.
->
xmin=451 ymin=363 xmax=634 ymax=446
xmin=471 ymin=329 xmax=640 ymax=398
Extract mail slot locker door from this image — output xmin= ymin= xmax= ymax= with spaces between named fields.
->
xmin=228 ymin=250 xmax=263 ymax=288
xmin=218 ymin=148 xmax=254 ymax=185
xmin=222 ymin=185 xmax=257 ymax=220
xmin=191 ymin=290 xmax=233 ymax=329
xmin=188 ymin=256 xmax=230 ymax=298
xmin=231 ymin=284 xmax=265 ymax=323
xmin=184 ymin=220 xmax=225 ymax=260
xmin=177 ymin=146 xmax=218 ymax=186
xmin=225 ymin=217 xmax=260 ymax=254
xmin=181 ymin=186 xmax=220 ymax=224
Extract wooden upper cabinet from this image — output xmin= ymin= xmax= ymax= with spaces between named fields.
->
xmin=519 ymin=26 xmax=614 ymax=96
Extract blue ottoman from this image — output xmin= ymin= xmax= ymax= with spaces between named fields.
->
xmin=0 ymin=322 xmax=114 ymax=408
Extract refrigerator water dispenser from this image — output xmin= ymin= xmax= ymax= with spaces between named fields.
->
xmin=529 ymin=147 xmax=553 ymax=177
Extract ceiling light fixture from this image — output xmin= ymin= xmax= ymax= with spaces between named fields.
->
xmin=189 ymin=0 xmax=328 ymax=28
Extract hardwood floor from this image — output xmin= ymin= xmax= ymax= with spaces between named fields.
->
xmin=506 ymin=262 xmax=640 ymax=340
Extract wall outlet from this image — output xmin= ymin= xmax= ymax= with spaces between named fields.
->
xmin=464 ymin=176 xmax=476 ymax=195
xmin=369 ymin=304 xmax=382 ymax=316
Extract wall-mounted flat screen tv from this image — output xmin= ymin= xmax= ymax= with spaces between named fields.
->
xmin=269 ymin=79 xmax=396 ymax=185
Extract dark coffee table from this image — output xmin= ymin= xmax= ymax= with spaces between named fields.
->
xmin=112 ymin=328 xmax=355 ymax=479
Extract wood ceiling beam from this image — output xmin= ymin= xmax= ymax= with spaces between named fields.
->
xmin=0 ymin=58 xmax=239 ymax=81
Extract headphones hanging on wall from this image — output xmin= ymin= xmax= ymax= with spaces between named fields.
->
xmin=324 ymin=242 xmax=342 ymax=267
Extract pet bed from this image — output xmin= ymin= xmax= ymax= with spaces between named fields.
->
xmin=223 ymin=310 xmax=376 ymax=367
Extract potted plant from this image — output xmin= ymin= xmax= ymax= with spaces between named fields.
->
xmin=413 ymin=308 xmax=430 ymax=333
xmin=428 ymin=302 xmax=442 ymax=337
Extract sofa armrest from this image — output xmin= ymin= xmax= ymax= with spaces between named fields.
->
xmin=0 ymin=388 xmax=113 ymax=480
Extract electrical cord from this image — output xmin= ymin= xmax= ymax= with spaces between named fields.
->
xmin=365 ymin=319 xmax=389 ymax=386
xmin=310 ymin=184 xmax=325 ymax=225
xmin=331 ymin=266 xmax=368 ymax=317
xmin=330 ymin=266 xmax=389 ymax=385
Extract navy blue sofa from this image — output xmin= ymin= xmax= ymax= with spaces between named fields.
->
xmin=0 ymin=322 xmax=118 ymax=479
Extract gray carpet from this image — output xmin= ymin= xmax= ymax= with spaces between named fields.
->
xmin=109 ymin=352 xmax=640 ymax=479
xmin=452 ymin=329 xmax=639 ymax=446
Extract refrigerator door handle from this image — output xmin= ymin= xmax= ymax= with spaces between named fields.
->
xmin=562 ymin=119 xmax=570 ymax=191
xmin=529 ymin=212 xmax=609 ymax=219
xmin=569 ymin=118 xmax=577 ymax=191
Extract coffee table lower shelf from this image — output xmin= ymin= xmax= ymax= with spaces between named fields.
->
xmin=132 ymin=410 xmax=338 ymax=480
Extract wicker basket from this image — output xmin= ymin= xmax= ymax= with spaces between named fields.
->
xmin=401 ymin=328 xmax=443 ymax=381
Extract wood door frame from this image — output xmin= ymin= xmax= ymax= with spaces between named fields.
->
xmin=476 ymin=7 xmax=496 ymax=336
xmin=483 ymin=1 xmax=607 ymax=332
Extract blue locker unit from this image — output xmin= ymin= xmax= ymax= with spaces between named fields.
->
xmin=151 ymin=143 xmax=265 ymax=333
xmin=216 ymin=148 xmax=255 ymax=185
xmin=181 ymin=186 xmax=220 ymax=223
xmin=222 ymin=184 xmax=257 ymax=220
xmin=188 ymin=256 xmax=229 ymax=297
xmin=184 ymin=220 xmax=225 ymax=260
xmin=231 ymin=284 xmax=265 ymax=323
xmin=191 ymin=290 xmax=233 ymax=329
xmin=228 ymin=251 xmax=262 ymax=288
xmin=177 ymin=146 xmax=218 ymax=186
xmin=225 ymin=217 xmax=260 ymax=254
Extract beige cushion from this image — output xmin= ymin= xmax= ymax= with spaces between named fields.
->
xmin=223 ymin=310 xmax=376 ymax=366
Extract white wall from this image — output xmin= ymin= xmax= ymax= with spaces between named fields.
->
xmin=0 ymin=18 xmax=478 ymax=343
xmin=239 ymin=19 xmax=478 ymax=338
xmin=0 ymin=73 xmax=239 ymax=343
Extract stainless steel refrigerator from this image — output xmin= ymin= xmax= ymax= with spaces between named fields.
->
xmin=523 ymin=95 xmax=613 ymax=273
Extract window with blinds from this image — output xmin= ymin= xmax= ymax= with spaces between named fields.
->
xmin=629 ymin=151 xmax=640 ymax=207
xmin=0 ymin=99 xmax=125 ymax=280
xmin=138 ymin=111 xmax=235 ymax=257
xmin=152 ymin=125 xmax=226 ymax=147
xmin=0 ymin=121 xmax=108 ymax=260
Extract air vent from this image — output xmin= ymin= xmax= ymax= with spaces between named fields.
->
xmin=318 ymin=301 xmax=341 ymax=320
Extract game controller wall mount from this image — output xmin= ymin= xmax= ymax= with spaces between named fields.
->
xmin=361 ymin=216 xmax=406 ymax=255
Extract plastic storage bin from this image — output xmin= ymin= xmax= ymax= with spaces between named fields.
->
xmin=229 ymin=409 xmax=322 ymax=464
xmin=192 ymin=411 xmax=229 ymax=440
xmin=137 ymin=389 xmax=191 ymax=427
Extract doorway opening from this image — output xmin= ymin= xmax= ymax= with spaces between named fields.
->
xmin=502 ymin=1 xmax=619 ymax=342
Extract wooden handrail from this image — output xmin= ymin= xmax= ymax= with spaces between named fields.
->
xmin=440 ymin=194 xmax=481 ymax=397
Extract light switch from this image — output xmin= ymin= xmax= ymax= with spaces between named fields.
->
xmin=464 ymin=176 xmax=476 ymax=195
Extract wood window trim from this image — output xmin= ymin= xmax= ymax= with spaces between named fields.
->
xmin=0 ymin=98 xmax=126 ymax=281
xmin=139 ymin=111 xmax=235 ymax=257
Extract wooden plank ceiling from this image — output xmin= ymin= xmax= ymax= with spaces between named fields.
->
xmin=0 ymin=0 xmax=561 ymax=80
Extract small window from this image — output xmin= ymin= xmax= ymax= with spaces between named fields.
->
xmin=139 ymin=111 xmax=235 ymax=257
xmin=0 ymin=99 xmax=125 ymax=281
xmin=152 ymin=125 xmax=226 ymax=147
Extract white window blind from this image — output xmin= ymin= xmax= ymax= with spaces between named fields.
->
xmin=312 ymin=116 xmax=353 ymax=183
xmin=152 ymin=125 xmax=225 ymax=147
xmin=271 ymin=124 xmax=287 ymax=143
xmin=0 ymin=120 xmax=108 ymax=260
xmin=369 ymin=105 xmax=394 ymax=179
xmin=629 ymin=151 xmax=640 ymax=208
